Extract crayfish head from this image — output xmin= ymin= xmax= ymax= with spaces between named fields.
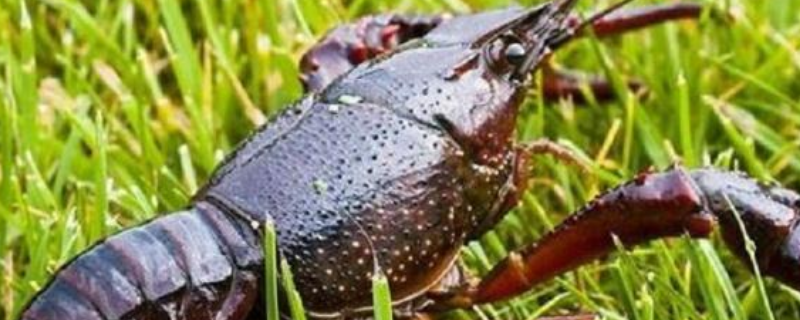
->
xmin=427 ymin=0 xmax=578 ymax=84
xmin=321 ymin=0 xmax=629 ymax=163
xmin=416 ymin=0 xmax=583 ymax=161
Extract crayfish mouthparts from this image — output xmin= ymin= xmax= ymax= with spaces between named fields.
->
xmin=471 ymin=166 xmax=800 ymax=304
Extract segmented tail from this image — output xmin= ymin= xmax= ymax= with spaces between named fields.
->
xmin=20 ymin=202 xmax=263 ymax=320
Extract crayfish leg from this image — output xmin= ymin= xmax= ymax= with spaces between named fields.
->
xmin=540 ymin=64 xmax=645 ymax=103
xmin=468 ymin=140 xmax=587 ymax=239
xmin=536 ymin=315 xmax=598 ymax=320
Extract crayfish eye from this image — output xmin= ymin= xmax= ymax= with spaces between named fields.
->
xmin=504 ymin=43 xmax=526 ymax=66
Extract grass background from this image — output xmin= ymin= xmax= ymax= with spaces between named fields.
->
xmin=1 ymin=0 xmax=799 ymax=319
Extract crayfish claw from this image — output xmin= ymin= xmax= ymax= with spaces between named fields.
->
xmin=473 ymin=166 xmax=800 ymax=304
xmin=690 ymin=168 xmax=800 ymax=288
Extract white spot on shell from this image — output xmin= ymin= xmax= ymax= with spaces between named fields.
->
xmin=328 ymin=104 xmax=341 ymax=113
xmin=338 ymin=94 xmax=363 ymax=105
xmin=312 ymin=179 xmax=328 ymax=194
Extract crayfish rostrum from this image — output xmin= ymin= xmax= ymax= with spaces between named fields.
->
xmin=20 ymin=1 xmax=800 ymax=320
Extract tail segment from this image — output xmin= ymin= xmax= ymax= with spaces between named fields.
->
xmin=20 ymin=202 xmax=263 ymax=320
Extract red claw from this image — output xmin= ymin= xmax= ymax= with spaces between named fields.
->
xmin=690 ymin=169 xmax=800 ymax=288
xmin=475 ymin=168 xmax=715 ymax=303
xmin=471 ymin=167 xmax=800 ymax=304
xmin=299 ymin=14 xmax=444 ymax=93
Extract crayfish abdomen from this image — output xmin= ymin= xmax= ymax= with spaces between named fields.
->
xmin=22 ymin=204 xmax=262 ymax=320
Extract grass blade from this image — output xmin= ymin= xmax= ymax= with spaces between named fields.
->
xmin=280 ymin=259 xmax=307 ymax=320
xmin=373 ymin=271 xmax=393 ymax=320
xmin=264 ymin=219 xmax=279 ymax=320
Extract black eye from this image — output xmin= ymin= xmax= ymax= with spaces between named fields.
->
xmin=504 ymin=43 xmax=526 ymax=66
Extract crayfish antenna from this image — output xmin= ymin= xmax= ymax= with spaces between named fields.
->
xmin=547 ymin=0 xmax=637 ymax=49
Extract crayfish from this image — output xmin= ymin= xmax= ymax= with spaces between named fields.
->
xmin=21 ymin=1 xmax=800 ymax=319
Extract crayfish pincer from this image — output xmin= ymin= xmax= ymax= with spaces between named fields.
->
xmin=19 ymin=1 xmax=800 ymax=320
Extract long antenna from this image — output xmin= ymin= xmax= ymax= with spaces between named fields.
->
xmin=579 ymin=0 xmax=636 ymax=32
xmin=548 ymin=0 xmax=636 ymax=49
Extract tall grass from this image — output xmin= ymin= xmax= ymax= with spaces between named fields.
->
xmin=1 ymin=0 xmax=799 ymax=319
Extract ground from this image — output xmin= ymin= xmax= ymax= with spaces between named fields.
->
xmin=1 ymin=0 xmax=799 ymax=319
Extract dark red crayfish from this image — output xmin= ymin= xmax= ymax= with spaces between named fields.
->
xmin=20 ymin=1 xmax=800 ymax=320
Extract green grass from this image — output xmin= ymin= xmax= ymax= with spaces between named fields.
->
xmin=265 ymin=220 xmax=281 ymax=320
xmin=1 ymin=0 xmax=799 ymax=319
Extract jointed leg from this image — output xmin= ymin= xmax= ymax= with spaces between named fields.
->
xmin=541 ymin=65 xmax=645 ymax=103
xmin=518 ymin=139 xmax=590 ymax=172
xmin=488 ymin=139 xmax=589 ymax=225
xmin=538 ymin=315 xmax=597 ymax=320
